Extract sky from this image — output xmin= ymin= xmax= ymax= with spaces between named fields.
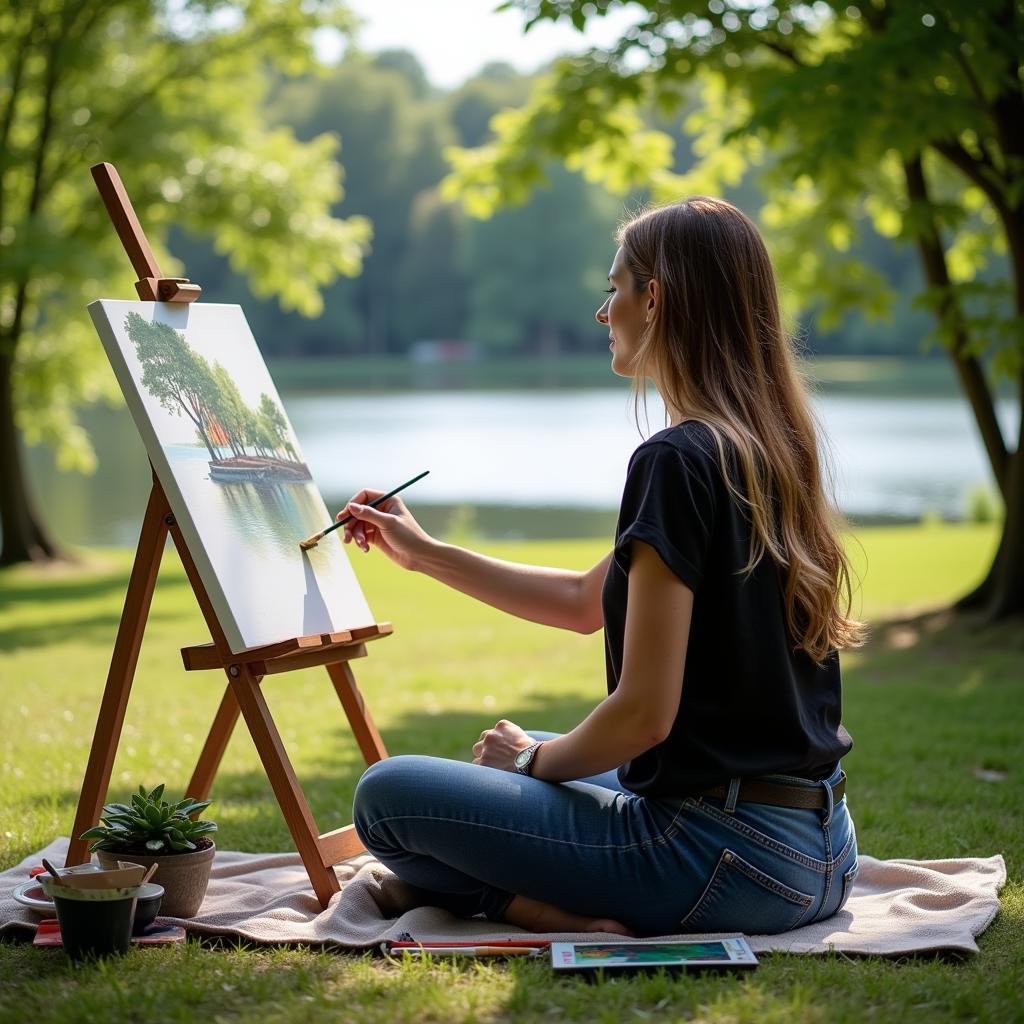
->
xmin=322 ymin=1 xmax=644 ymax=89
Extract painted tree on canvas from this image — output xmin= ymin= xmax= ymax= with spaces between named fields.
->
xmin=258 ymin=394 xmax=298 ymax=461
xmin=125 ymin=313 xmax=221 ymax=461
xmin=126 ymin=312 xmax=302 ymax=470
xmin=209 ymin=365 xmax=254 ymax=459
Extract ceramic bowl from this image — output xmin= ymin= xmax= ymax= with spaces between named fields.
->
xmin=132 ymin=883 xmax=164 ymax=934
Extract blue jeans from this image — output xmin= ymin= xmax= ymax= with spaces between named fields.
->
xmin=352 ymin=731 xmax=858 ymax=937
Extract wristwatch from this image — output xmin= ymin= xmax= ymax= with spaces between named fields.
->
xmin=514 ymin=741 xmax=543 ymax=777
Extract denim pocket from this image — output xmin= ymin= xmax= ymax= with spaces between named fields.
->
xmin=837 ymin=858 xmax=859 ymax=913
xmin=680 ymin=848 xmax=815 ymax=935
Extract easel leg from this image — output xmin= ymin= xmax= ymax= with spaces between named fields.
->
xmin=326 ymin=661 xmax=389 ymax=766
xmin=66 ymin=485 xmax=170 ymax=866
xmin=186 ymin=685 xmax=241 ymax=801
xmin=229 ymin=665 xmax=341 ymax=907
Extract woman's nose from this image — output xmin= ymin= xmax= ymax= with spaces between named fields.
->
xmin=595 ymin=302 xmax=609 ymax=325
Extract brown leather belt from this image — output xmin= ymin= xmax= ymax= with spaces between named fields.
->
xmin=695 ymin=771 xmax=846 ymax=810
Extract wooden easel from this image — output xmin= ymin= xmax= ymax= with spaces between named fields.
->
xmin=65 ymin=163 xmax=392 ymax=908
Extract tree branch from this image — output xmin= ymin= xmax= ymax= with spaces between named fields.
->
xmin=26 ymin=1 xmax=95 ymax=219
xmin=760 ymin=38 xmax=806 ymax=68
xmin=4 ymin=2 xmax=92 ymax=352
xmin=42 ymin=15 xmax=301 ymax=207
xmin=931 ymin=143 xmax=1024 ymax=320
xmin=930 ymin=139 xmax=1009 ymax=215
xmin=35 ymin=1 xmax=119 ymax=203
xmin=0 ymin=5 xmax=41 ymax=241
xmin=990 ymin=0 xmax=1024 ymax=169
xmin=950 ymin=45 xmax=999 ymax=132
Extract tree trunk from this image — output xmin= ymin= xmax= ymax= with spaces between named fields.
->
xmin=0 ymin=346 xmax=63 ymax=566
xmin=903 ymin=156 xmax=1022 ymax=618
xmin=986 ymin=386 xmax=1024 ymax=615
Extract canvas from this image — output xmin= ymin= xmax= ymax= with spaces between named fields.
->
xmin=88 ymin=300 xmax=374 ymax=653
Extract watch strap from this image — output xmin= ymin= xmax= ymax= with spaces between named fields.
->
xmin=515 ymin=741 xmax=542 ymax=776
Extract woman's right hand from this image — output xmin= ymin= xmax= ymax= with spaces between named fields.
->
xmin=337 ymin=489 xmax=435 ymax=572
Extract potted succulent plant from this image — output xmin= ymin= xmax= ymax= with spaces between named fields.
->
xmin=80 ymin=784 xmax=217 ymax=918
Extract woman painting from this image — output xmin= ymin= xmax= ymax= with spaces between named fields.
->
xmin=340 ymin=197 xmax=863 ymax=937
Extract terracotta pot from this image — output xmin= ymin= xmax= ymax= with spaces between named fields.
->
xmin=97 ymin=842 xmax=215 ymax=918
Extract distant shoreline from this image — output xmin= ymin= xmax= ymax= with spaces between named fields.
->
xmin=314 ymin=500 xmax=996 ymax=545
xmin=266 ymin=353 xmax=1017 ymax=398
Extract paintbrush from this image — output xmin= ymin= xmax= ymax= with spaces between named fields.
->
xmin=299 ymin=470 xmax=430 ymax=551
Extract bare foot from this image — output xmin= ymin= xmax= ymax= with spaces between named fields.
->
xmin=502 ymin=894 xmax=634 ymax=936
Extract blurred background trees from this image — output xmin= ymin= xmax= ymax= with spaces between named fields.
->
xmin=442 ymin=0 xmax=1023 ymax=616
xmin=3 ymin=0 xmax=1017 ymax=613
xmin=0 ymin=0 xmax=370 ymax=565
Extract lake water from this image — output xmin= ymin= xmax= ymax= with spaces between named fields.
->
xmin=26 ymin=388 xmax=1021 ymax=546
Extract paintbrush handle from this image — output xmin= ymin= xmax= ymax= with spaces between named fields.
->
xmin=322 ymin=469 xmax=430 ymax=538
xmin=299 ymin=470 xmax=430 ymax=550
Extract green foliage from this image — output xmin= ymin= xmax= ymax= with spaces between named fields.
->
xmin=449 ymin=62 xmax=532 ymax=148
xmin=181 ymin=57 xmax=628 ymax=359
xmin=79 ymin=783 xmax=217 ymax=854
xmin=0 ymin=0 xmax=370 ymax=473
xmin=446 ymin=0 xmax=1022 ymax=379
xmin=460 ymin=163 xmax=622 ymax=352
xmin=966 ymin=485 xmax=1003 ymax=524
xmin=209 ymin=364 xmax=252 ymax=456
xmin=168 ymin=50 xmax=943 ymax=364
xmin=255 ymin=53 xmax=454 ymax=355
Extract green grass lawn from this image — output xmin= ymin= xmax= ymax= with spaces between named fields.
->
xmin=1 ymin=523 xmax=1021 ymax=1023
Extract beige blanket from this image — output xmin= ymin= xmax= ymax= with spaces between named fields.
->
xmin=1 ymin=838 xmax=1005 ymax=957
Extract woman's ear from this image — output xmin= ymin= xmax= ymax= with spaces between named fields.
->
xmin=647 ymin=278 xmax=660 ymax=318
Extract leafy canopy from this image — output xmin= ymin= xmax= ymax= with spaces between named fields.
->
xmin=0 ymin=0 xmax=370 ymax=470
xmin=443 ymin=0 xmax=1021 ymax=375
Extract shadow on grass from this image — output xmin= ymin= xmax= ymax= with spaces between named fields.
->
xmin=2 ymin=608 xmax=1020 ymax=1022
xmin=0 ymin=568 xmax=191 ymax=652
xmin=11 ymin=610 xmax=1021 ymax=885
xmin=3 ymin=691 xmax=597 ymax=867
xmin=188 ymin=690 xmax=599 ymax=851
xmin=866 ymin=607 xmax=1024 ymax=656
xmin=0 ymin=572 xmax=131 ymax=608
xmin=3 ymin=912 xmax=1022 ymax=1024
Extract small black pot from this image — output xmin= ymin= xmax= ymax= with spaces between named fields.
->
xmin=47 ymin=886 xmax=137 ymax=962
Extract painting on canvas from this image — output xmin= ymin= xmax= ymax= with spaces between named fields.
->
xmin=88 ymin=300 xmax=374 ymax=652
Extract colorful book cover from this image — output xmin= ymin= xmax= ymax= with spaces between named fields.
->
xmin=551 ymin=937 xmax=758 ymax=971
xmin=33 ymin=919 xmax=186 ymax=947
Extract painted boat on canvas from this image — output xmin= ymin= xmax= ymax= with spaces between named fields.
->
xmin=208 ymin=456 xmax=312 ymax=483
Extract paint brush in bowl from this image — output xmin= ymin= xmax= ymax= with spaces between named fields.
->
xmin=299 ymin=470 xmax=430 ymax=551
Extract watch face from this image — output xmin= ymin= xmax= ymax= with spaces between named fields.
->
xmin=514 ymin=747 xmax=531 ymax=768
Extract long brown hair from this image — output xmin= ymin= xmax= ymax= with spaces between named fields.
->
xmin=618 ymin=197 xmax=864 ymax=662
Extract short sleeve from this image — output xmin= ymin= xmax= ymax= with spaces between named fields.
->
xmin=613 ymin=440 xmax=718 ymax=591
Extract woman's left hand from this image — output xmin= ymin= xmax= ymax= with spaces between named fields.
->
xmin=472 ymin=719 xmax=534 ymax=772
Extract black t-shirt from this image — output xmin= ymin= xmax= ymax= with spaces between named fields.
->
xmin=601 ymin=420 xmax=853 ymax=797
